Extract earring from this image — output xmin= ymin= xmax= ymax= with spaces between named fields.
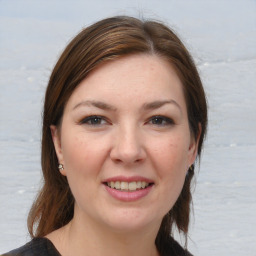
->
xmin=186 ymin=165 xmax=194 ymax=175
xmin=189 ymin=164 xmax=194 ymax=173
xmin=58 ymin=164 xmax=64 ymax=171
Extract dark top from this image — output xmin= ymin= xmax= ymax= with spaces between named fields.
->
xmin=1 ymin=238 xmax=61 ymax=256
xmin=2 ymin=237 xmax=193 ymax=256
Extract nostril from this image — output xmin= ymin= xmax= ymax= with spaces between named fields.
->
xmin=113 ymin=158 xmax=122 ymax=163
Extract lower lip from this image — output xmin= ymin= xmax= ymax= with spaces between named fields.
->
xmin=104 ymin=185 xmax=153 ymax=202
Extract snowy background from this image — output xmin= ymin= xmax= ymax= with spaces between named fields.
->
xmin=0 ymin=0 xmax=255 ymax=255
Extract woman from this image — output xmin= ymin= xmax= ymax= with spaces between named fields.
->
xmin=3 ymin=16 xmax=207 ymax=256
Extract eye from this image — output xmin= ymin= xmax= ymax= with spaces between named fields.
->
xmin=148 ymin=116 xmax=174 ymax=126
xmin=80 ymin=115 xmax=108 ymax=126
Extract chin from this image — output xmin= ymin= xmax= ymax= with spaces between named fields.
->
xmin=102 ymin=208 xmax=161 ymax=234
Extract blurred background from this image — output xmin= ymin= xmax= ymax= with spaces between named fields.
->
xmin=0 ymin=0 xmax=255 ymax=255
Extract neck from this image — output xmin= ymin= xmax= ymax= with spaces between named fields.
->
xmin=49 ymin=206 xmax=161 ymax=256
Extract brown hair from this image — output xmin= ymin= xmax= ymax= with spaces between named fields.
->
xmin=28 ymin=16 xmax=207 ymax=252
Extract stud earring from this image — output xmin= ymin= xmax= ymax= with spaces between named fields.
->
xmin=186 ymin=165 xmax=194 ymax=174
xmin=58 ymin=164 xmax=64 ymax=171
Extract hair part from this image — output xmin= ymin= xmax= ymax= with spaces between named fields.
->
xmin=28 ymin=16 xmax=207 ymax=252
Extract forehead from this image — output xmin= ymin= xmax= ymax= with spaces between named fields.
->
xmin=65 ymin=54 xmax=186 ymax=111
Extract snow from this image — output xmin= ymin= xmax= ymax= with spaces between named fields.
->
xmin=0 ymin=0 xmax=255 ymax=255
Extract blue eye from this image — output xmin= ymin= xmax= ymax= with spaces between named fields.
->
xmin=80 ymin=116 xmax=107 ymax=126
xmin=149 ymin=116 xmax=174 ymax=126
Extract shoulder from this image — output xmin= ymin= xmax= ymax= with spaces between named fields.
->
xmin=1 ymin=238 xmax=61 ymax=256
xmin=169 ymin=238 xmax=193 ymax=256
xmin=159 ymin=236 xmax=193 ymax=256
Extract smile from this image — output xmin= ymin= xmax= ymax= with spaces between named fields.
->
xmin=106 ymin=181 xmax=151 ymax=191
xmin=102 ymin=176 xmax=154 ymax=201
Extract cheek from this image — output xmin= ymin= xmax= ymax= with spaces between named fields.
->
xmin=146 ymin=136 xmax=190 ymax=216
xmin=61 ymin=132 xmax=105 ymax=177
xmin=151 ymin=135 xmax=189 ymax=196
xmin=60 ymin=133 xmax=106 ymax=202
xmin=152 ymin=136 xmax=189 ymax=176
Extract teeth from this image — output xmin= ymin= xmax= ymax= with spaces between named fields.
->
xmin=121 ymin=181 xmax=128 ymax=190
xmin=107 ymin=181 xmax=150 ymax=191
xmin=128 ymin=181 xmax=137 ymax=191
xmin=115 ymin=181 xmax=120 ymax=189
xmin=136 ymin=181 xmax=142 ymax=189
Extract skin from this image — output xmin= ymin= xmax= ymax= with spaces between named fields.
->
xmin=49 ymin=54 xmax=199 ymax=256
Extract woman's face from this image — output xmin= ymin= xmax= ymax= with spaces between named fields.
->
xmin=51 ymin=54 xmax=198 ymax=233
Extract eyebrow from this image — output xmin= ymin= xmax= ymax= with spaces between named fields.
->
xmin=73 ymin=99 xmax=182 ymax=113
xmin=142 ymin=100 xmax=182 ymax=113
xmin=73 ymin=100 xmax=117 ymax=111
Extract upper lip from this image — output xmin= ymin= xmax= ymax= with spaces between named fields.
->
xmin=102 ymin=176 xmax=154 ymax=184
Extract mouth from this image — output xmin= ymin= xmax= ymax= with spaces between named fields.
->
xmin=103 ymin=181 xmax=154 ymax=192
xmin=102 ymin=176 xmax=154 ymax=201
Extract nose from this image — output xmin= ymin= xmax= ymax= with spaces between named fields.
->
xmin=110 ymin=125 xmax=146 ymax=165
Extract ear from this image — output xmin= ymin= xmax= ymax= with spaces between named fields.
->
xmin=50 ymin=125 xmax=66 ymax=176
xmin=188 ymin=123 xmax=202 ymax=167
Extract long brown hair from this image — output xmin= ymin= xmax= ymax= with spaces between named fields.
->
xmin=28 ymin=16 xmax=207 ymax=252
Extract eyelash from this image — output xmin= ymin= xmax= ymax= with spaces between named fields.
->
xmin=79 ymin=115 xmax=174 ymax=127
xmin=147 ymin=115 xmax=175 ymax=126
xmin=79 ymin=115 xmax=108 ymax=126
